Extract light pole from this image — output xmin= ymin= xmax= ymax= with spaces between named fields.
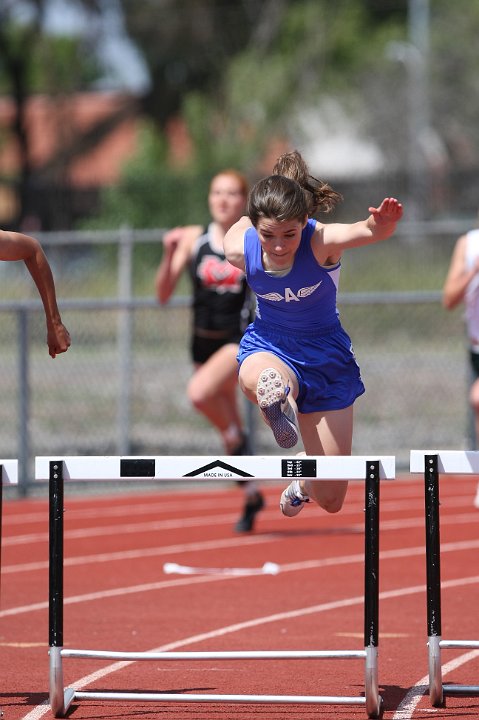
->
xmin=387 ymin=0 xmax=430 ymax=220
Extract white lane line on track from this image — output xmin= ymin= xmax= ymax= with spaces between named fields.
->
xmin=3 ymin=512 xmax=249 ymax=546
xmin=3 ymin=490 xmax=470 ymax=526
xmin=3 ymin=533 xmax=278 ymax=574
xmin=392 ymin=649 xmax=479 ymax=719
xmin=5 ymin=534 xmax=479 ymax=577
xmin=3 ymin=546 xmax=479 ymax=619
xmin=3 ymin=506 xmax=479 ymax=561
xmin=19 ymin=579 xmax=479 ymax=720
xmin=4 ymin=489 xmax=476 ymax=534
xmin=3 ymin=495 xmax=269 ymax=526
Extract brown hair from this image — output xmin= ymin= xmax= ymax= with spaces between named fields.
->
xmin=211 ymin=169 xmax=249 ymax=197
xmin=248 ymin=150 xmax=342 ymax=227
xmin=248 ymin=175 xmax=309 ymax=227
xmin=272 ymin=150 xmax=342 ymax=215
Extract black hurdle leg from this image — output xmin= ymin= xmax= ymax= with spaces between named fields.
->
xmin=1 ymin=466 xmax=3 ymax=719
xmin=49 ymin=460 xmax=68 ymax=717
xmin=364 ymin=460 xmax=381 ymax=719
xmin=1 ymin=465 xmax=3 ymax=601
xmin=424 ymin=453 xmax=444 ymax=707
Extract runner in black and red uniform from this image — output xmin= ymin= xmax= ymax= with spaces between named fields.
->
xmin=155 ymin=170 xmax=264 ymax=532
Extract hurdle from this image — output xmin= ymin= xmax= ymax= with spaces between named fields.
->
xmin=0 ymin=459 xmax=18 ymax=720
xmin=1 ymin=459 xmax=19 ymax=590
xmin=36 ymin=454 xmax=395 ymax=718
xmin=410 ymin=450 xmax=479 ymax=707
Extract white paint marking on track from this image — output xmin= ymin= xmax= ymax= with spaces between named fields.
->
xmin=4 ymin=534 xmax=479 ymax=583
xmin=19 ymin=582 xmax=479 ymax=720
xmin=4 ymin=508 xmax=479 ymax=548
xmin=3 ymin=546 xmax=479 ymax=619
xmin=4 ymin=490 xmax=470 ymax=526
xmin=392 ymin=649 xmax=479 ymax=719
xmin=2 ymin=532 xmax=280 ymax=574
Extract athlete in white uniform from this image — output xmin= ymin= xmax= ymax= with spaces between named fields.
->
xmin=443 ymin=220 xmax=479 ymax=507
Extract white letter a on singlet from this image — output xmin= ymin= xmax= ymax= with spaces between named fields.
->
xmin=284 ymin=287 xmax=299 ymax=302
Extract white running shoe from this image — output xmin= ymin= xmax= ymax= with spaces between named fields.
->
xmin=256 ymin=368 xmax=298 ymax=449
xmin=280 ymin=480 xmax=310 ymax=517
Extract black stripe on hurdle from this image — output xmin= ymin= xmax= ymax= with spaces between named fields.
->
xmin=424 ymin=453 xmax=441 ymax=638
xmin=49 ymin=460 xmax=64 ymax=648
xmin=120 ymin=458 xmax=155 ymax=477
xmin=1 ymin=465 xmax=3 ymax=599
xmin=364 ymin=460 xmax=380 ymax=648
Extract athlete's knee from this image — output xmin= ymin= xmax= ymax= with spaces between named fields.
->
xmin=187 ymin=376 xmax=211 ymax=409
xmin=238 ymin=368 xmax=258 ymax=404
xmin=320 ymin=496 xmax=345 ymax=514
xmin=305 ymin=480 xmax=347 ymax=514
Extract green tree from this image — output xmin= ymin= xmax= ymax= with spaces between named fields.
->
xmin=90 ymin=0 xmax=408 ymax=228
xmin=0 ymin=0 xmax=124 ymax=226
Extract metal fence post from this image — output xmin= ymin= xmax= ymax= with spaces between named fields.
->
xmin=117 ymin=225 xmax=133 ymax=455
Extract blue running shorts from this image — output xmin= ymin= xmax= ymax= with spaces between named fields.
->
xmin=237 ymin=318 xmax=365 ymax=413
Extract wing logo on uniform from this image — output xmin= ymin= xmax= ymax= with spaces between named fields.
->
xmin=257 ymin=281 xmax=322 ymax=302
xmin=256 ymin=291 xmax=284 ymax=301
xmin=297 ymin=281 xmax=322 ymax=297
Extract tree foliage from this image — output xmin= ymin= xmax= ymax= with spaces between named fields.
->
xmin=92 ymin=0 xmax=408 ymax=228
xmin=0 ymin=0 xmax=106 ymax=225
xmin=2 ymin=0 xmax=479 ymax=228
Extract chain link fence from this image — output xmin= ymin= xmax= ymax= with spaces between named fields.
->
xmin=0 ymin=222 xmax=474 ymax=495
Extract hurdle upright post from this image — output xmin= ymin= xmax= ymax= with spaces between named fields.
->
xmin=424 ymin=454 xmax=443 ymax=707
xmin=411 ymin=449 xmax=479 ymax=707
xmin=1 ymin=460 xmax=19 ymax=597
xmin=1 ymin=465 xmax=3 ymax=720
xmin=1 ymin=465 xmax=3 ymax=599
xmin=1 ymin=460 xmax=19 ymax=720
xmin=49 ymin=460 xmax=74 ymax=717
xmin=364 ymin=460 xmax=381 ymax=718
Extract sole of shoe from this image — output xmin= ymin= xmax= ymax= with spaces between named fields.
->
xmin=279 ymin=484 xmax=308 ymax=517
xmin=257 ymin=369 xmax=298 ymax=449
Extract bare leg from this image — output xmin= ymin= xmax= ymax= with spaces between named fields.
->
xmin=188 ymin=345 xmax=264 ymax=531
xmin=239 ymin=353 xmax=300 ymax=448
xmin=187 ymin=344 xmax=243 ymax=451
xmin=469 ymin=379 xmax=479 ymax=508
xmin=297 ymin=405 xmax=353 ymax=513
xmin=238 ymin=352 xmax=299 ymax=406
xmin=470 ymin=377 xmax=479 ymax=449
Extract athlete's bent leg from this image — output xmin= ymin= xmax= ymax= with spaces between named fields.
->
xmin=297 ymin=405 xmax=353 ymax=513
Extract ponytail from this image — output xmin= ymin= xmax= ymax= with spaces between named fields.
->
xmin=273 ymin=150 xmax=342 ymax=215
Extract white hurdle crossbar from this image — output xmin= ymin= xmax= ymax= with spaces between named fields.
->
xmin=37 ymin=454 xmax=395 ymax=719
xmin=410 ymin=450 xmax=479 ymax=707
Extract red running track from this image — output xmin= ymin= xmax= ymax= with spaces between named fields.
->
xmin=1 ymin=473 xmax=479 ymax=720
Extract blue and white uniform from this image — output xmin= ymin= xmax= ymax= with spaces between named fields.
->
xmin=237 ymin=218 xmax=365 ymax=413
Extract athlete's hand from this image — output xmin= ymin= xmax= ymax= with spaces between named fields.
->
xmin=47 ymin=322 xmax=71 ymax=358
xmin=162 ymin=227 xmax=184 ymax=254
xmin=368 ymin=197 xmax=403 ymax=225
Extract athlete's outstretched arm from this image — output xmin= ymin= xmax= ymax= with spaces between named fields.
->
xmin=0 ymin=230 xmax=71 ymax=357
